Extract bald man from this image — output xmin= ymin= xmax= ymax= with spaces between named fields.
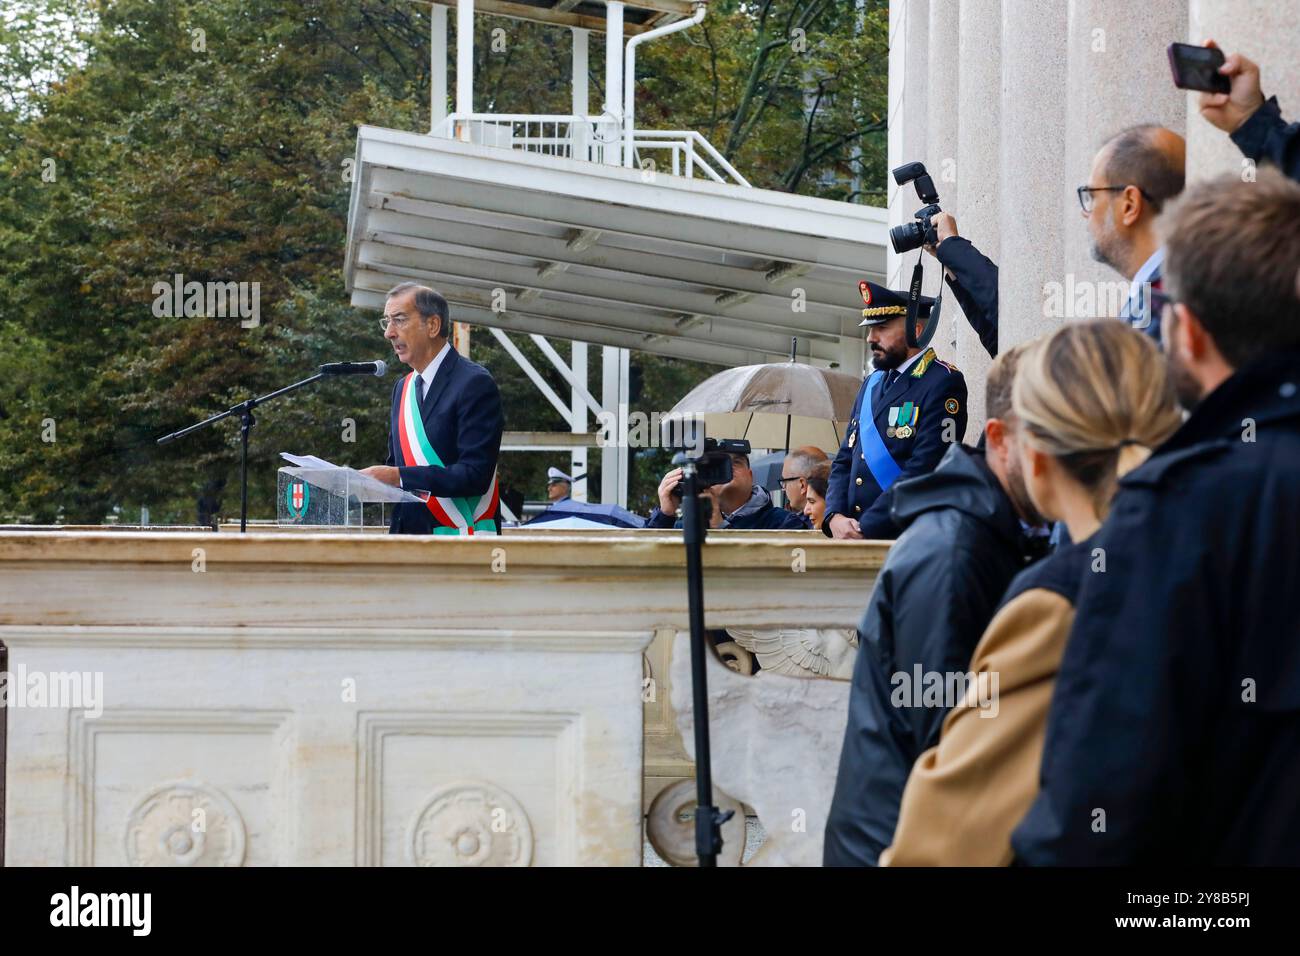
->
xmin=1080 ymin=125 xmax=1186 ymax=339
xmin=778 ymin=446 xmax=829 ymax=513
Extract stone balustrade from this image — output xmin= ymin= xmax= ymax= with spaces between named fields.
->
xmin=0 ymin=530 xmax=883 ymax=866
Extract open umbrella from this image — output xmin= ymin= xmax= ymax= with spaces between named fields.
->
xmin=747 ymin=450 xmax=788 ymax=492
xmin=523 ymin=499 xmax=647 ymax=529
xmin=668 ymin=347 xmax=862 ymax=455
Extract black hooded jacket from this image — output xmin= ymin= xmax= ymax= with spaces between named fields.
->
xmin=823 ymin=443 xmax=1045 ymax=866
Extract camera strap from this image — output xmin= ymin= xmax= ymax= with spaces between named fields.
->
xmin=905 ymin=252 xmax=942 ymax=349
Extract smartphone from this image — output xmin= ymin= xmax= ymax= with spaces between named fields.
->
xmin=1168 ymin=42 xmax=1230 ymax=94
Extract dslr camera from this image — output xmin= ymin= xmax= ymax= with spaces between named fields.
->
xmin=889 ymin=161 xmax=942 ymax=254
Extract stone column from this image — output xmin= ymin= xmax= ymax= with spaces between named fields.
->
xmin=997 ymin=0 xmax=1068 ymax=349
xmin=953 ymin=0 xmax=1001 ymax=435
xmin=1062 ymin=0 xmax=1187 ymax=316
xmin=925 ymin=0 xmax=961 ymax=323
xmin=1186 ymin=0 xmax=1300 ymax=181
xmin=886 ymin=0 xmax=929 ymax=295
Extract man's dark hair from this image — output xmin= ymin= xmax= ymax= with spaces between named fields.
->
xmin=1103 ymin=125 xmax=1185 ymax=213
xmin=1161 ymin=168 xmax=1300 ymax=367
xmin=387 ymin=282 xmax=450 ymax=338
xmin=985 ymin=340 xmax=1030 ymax=421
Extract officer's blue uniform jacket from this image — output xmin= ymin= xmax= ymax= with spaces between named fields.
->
xmin=825 ymin=347 xmax=968 ymax=539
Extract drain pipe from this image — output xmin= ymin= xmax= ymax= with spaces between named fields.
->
xmin=623 ymin=2 xmax=708 ymax=169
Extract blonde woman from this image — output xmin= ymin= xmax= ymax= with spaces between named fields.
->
xmin=880 ymin=320 xmax=1183 ymax=866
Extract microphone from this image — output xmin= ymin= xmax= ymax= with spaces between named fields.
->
xmin=319 ymin=360 xmax=387 ymax=377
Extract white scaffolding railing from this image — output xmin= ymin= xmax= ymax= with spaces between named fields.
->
xmin=432 ymin=113 xmax=750 ymax=188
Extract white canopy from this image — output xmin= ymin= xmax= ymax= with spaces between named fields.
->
xmin=345 ymin=125 xmax=889 ymax=369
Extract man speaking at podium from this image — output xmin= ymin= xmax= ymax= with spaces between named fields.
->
xmin=359 ymin=282 xmax=504 ymax=535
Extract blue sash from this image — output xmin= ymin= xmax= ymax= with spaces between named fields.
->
xmin=856 ymin=370 xmax=903 ymax=492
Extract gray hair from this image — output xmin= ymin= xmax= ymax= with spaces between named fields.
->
xmin=783 ymin=446 xmax=828 ymax=478
xmin=387 ymin=282 xmax=450 ymax=338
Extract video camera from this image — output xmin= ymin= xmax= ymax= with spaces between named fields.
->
xmin=889 ymin=161 xmax=942 ymax=255
xmin=669 ymin=436 xmax=751 ymax=498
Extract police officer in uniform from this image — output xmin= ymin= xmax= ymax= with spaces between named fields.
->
xmin=824 ymin=281 xmax=968 ymax=540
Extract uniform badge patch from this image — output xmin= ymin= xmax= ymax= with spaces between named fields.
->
xmin=945 ymin=397 xmax=960 ymax=415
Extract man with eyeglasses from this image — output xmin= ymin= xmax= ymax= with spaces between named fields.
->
xmin=778 ymin=446 xmax=829 ymax=513
xmin=359 ymin=282 xmax=504 ymax=535
xmin=1079 ymin=125 xmax=1186 ymax=339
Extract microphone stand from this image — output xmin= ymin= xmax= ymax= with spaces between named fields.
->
xmin=157 ymin=372 xmax=328 ymax=533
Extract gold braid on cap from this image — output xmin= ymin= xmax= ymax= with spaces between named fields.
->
xmin=861 ymin=305 xmax=908 ymax=317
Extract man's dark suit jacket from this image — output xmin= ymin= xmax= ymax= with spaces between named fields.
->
xmin=385 ymin=347 xmax=504 ymax=535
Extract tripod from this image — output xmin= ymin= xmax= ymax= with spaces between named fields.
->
xmin=676 ymin=459 xmax=735 ymax=867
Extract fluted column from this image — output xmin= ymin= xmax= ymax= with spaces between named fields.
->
xmin=952 ymin=0 xmax=1001 ymax=434
xmin=997 ymin=0 xmax=1068 ymax=349
xmin=925 ymin=0 xmax=961 ymax=330
xmin=1186 ymin=0 xmax=1300 ymax=180
xmin=1062 ymin=0 xmax=1187 ymax=314
xmin=886 ymin=0 xmax=929 ymax=297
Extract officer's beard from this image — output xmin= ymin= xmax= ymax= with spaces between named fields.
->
xmin=869 ymin=339 xmax=910 ymax=371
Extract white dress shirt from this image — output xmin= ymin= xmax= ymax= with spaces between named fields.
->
xmin=416 ymin=341 xmax=451 ymax=402
xmin=398 ymin=342 xmax=451 ymax=488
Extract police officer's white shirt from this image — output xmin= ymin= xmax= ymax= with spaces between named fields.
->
xmin=878 ymin=348 xmax=926 ymax=389
xmin=893 ymin=349 xmax=926 ymax=378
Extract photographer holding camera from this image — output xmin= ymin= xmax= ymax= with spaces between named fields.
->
xmin=885 ymin=161 xmax=1001 ymax=360
xmin=923 ymin=212 xmax=1000 ymax=359
xmin=647 ymin=439 xmax=809 ymax=531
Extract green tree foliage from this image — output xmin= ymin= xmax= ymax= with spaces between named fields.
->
xmin=0 ymin=0 xmax=886 ymax=524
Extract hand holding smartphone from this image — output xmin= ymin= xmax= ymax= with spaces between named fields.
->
xmin=1168 ymin=42 xmax=1231 ymax=94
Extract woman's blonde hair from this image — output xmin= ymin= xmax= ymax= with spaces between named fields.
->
xmin=1012 ymin=320 xmax=1183 ymax=520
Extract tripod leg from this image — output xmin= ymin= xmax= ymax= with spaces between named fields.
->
xmin=682 ymin=472 xmax=727 ymax=866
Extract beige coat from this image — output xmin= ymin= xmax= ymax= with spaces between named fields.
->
xmin=879 ymin=588 xmax=1072 ymax=867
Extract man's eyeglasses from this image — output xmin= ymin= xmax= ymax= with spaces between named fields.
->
xmin=778 ymin=475 xmax=804 ymax=486
xmin=1076 ymin=184 xmax=1156 ymax=214
xmin=379 ymin=312 xmax=416 ymax=332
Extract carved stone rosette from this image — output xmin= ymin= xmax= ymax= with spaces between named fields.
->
xmin=408 ymin=781 xmax=534 ymax=867
xmin=124 ymin=781 xmax=247 ymax=867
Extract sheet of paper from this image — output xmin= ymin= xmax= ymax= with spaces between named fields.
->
xmin=279 ymin=453 xmax=423 ymax=503
xmin=280 ymin=453 xmax=339 ymax=469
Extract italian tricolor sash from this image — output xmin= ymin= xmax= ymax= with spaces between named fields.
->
xmin=397 ymin=371 xmax=499 ymax=535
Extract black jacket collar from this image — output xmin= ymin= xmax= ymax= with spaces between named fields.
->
xmin=1127 ymin=348 xmax=1300 ymax=487
xmin=891 ymin=443 xmax=1025 ymax=550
